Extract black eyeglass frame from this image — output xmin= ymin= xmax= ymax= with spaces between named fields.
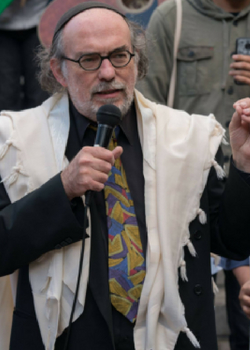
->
xmin=61 ymin=50 xmax=135 ymax=71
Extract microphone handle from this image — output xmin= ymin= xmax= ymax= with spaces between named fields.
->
xmin=85 ymin=124 xmax=114 ymax=206
xmin=94 ymin=124 xmax=113 ymax=147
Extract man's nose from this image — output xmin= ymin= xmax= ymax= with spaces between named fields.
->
xmin=98 ymin=58 xmax=116 ymax=81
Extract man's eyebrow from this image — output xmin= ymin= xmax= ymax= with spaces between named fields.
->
xmin=110 ymin=45 xmax=129 ymax=53
xmin=75 ymin=45 xmax=130 ymax=57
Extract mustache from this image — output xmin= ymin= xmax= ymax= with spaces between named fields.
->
xmin=91 ymin=81 xmax=126 ymax=94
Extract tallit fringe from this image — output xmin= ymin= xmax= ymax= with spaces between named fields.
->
xmin=0 ymin=139 xmax=13 ymax=159
xmin=212 ymin=159 xmax=225 ymax=179
xmin=1 ymin=164 xmax=27 ymax=186
xmin=183 ymin=238 xmax=197 ymax=257
xmin=187 ymin=240 xmax=197 ymax=257
xmin=212 ymin=276 xmax=219 ymax=294
xmin=197 ymin=208 xmax=207 ymax=225
xmin=180 ymin=259 xmax=188 ymax=282
xmin=222 ymin=136 xmax=229 ymax=145
xmin=182 ymin=326 xmax=200 ymax=348
xmin=179 ymin=248 xmax=188 ymax=281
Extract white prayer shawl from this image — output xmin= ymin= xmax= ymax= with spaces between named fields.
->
xmin=0 ymin=89 xmax=225 ymax=350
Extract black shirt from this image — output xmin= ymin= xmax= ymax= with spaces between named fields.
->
xmin=66 ymin=100 xmax=147 ymax=349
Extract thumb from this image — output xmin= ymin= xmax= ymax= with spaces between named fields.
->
xmin=229 ymin=105 xmax=242 ymax=133
xmin=112 ymin=146 xmax=123 ymax=160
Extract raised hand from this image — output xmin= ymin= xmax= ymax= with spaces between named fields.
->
xmin=229 ymin=98 xmax=250 ymax=172
xmin=239 ymin=280 xmax=250 ymax=319
xmin=229 ymin=54 xmax=250 ymax=85
xmin=61 ymin=145 xmax=123 ymax=200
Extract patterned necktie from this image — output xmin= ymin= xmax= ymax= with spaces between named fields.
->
xmin=105 ymin=127 xmax=146 ymax=323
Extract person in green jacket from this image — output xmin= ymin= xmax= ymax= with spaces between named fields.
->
xmin=138 ymin=0 xmax=250 ymax=170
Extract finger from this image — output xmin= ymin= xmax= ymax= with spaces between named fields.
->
xmin=76 ymin=150 xmax=112 ymax=174
xmin=239 ymin=283 xmax=250 ymax=302
xmin=87 ymin=158 xmax=112 ymax=173
xmin=229 ymin=106 xmax=242 ymax=132
xmin=233 ymin=98 xmax=250 ymax=109
xmin=234 ymin=76 xmax=250 ymax=85
xmin=85 ymin=171 xmax=109 ymax=191
xmin=112 ymin=146 xmax=123 ymax=161
xmin=229 ymin=69 xmax=250 ymax=77
xmin=230 ymin=61 xmax=250 ymax=71
xmin=230 ymin=60 xmax=250 ymax=70
xmin=240 ymin=107 xmax=250 ymax=116
xmin=241 ymin=302 xmax=250 ymax=318
xmin=240 ymin=114 xmax=250 ymax=125
xmin=232 ymin=54 xmax=250 ymax=62
xmin=240 ymin=294 xmax=250 ymax=310
xmin=235 ymin=105 xmax=242 ymax=115
xmin=82 ymin=146 xmax=114 ymax=163
xmin=230 ymin=74 xmax=250 ymax=85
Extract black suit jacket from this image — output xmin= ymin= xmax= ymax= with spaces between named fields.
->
xmin=1 ymin=120 xmax=250 ymax=350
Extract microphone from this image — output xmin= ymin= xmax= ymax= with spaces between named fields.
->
xmin=85 ymin=104 xmax=122 ymax=206
xmin=94 ymin=104 xmax=122 ymax=147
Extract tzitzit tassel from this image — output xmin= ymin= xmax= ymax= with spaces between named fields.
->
xmin=182 ymin=327 xmax=200 ymax=348
xmin=222 ymin=136 xmax=229 ymax=145
xmin=7 ymin=171 xmax=19 ymax=186
xmin=197 ymin=208 xmax=207 ymax=225
xmin=212 ymin=159 xmax=225 ymax=179
xmin=212 ymin=276 xmax=219 ymax=294
xmin=0 ymin=140 xmax=12 ymax=159
xmin=186 ymin=239 xmax=197 ymax=257
xmin=180 ymin=259 xmax=188 ymax=282
xmin=1 ymin=164 xmax=25 ymax=187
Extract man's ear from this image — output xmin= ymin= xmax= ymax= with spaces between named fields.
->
xmin=50 ymin=58 xmax=67 ymax=87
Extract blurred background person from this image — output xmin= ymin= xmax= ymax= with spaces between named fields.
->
xmin=0 ymin=0 xmax=49 ymax=111
xmin=0 ymin=1 xmax=50 ymax=348
xmin=0 ymin=276 xmax=14 ymax=350
xmin=138 ymin=0 xmax=250 ymax=172
xmin=220 ymin=257 xmax=250 ymax=350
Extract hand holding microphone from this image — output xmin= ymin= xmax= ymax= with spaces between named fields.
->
xmin=61 ymin=105 xmax=122 ymax=201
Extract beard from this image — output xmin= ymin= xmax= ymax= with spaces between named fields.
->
xmin=68 ymin=80 xmax=135 ymax=121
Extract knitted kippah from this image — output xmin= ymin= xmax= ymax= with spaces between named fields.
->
xmin=53 ymin=2 xmax=125 ymax=42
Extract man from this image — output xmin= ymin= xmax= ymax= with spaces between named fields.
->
xmin=1 ymin=3 xmax=250 ymax=350
xmin=137 ymin=0 xmax=250 ymax=348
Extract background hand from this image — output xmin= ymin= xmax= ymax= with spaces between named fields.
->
xmin=229 ymin=98 xmax=250 ymax=172
xmin=239 ymin=280 xmax=250 ymax=319
xmin=61 ymin=146 xmax=123 ymax=200
xmin=229 ymin=54 xmax=250 ymax=85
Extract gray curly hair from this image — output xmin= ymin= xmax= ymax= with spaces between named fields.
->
xmin=37 ymin=17 xmax=148 ymax=94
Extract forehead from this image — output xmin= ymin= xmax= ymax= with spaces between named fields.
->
xmin=62 ymin=8 xmax=131 ymax=54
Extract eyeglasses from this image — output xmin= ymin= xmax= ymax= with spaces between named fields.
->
xmin=61 ymin=50 xmax=135 ymax=71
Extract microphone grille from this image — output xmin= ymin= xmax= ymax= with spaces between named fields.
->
xmin=96 ymin=104 xmax=122 ymax=127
